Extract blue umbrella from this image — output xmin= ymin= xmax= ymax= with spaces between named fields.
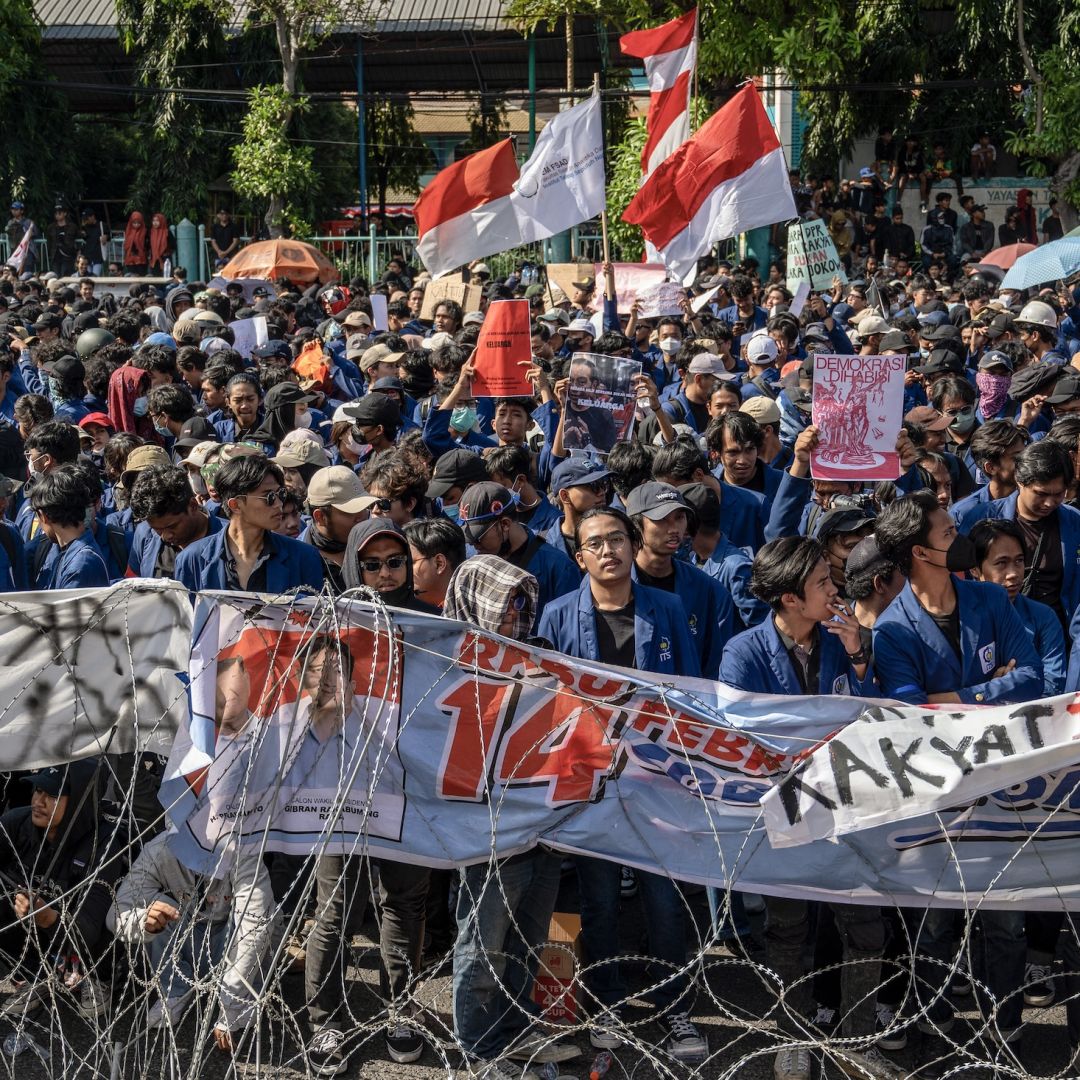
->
xmin=1001 ymin=237 xmax=1080 ymax=290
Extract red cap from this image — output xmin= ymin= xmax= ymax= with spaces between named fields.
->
xmin=78 ymin=412 xmax=115 ymax=430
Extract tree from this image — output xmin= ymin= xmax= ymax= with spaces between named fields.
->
xmin=458 ymin=97 xmax=512 ymax=156
xmin=365 ymin=100 xmax=435 ymax=218
xmin=116 ymin=0 xmax=230 ymax=221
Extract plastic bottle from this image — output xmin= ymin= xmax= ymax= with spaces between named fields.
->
xmin=589 ymin=1050 xmax=614 ymax=1080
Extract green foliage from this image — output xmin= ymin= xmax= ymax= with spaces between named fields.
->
xmin=366 ymin=100 xmax=435 ymax=213
xmin=231 ymin=85 xmax=316 ymax=233
xmin=459 ymin=97 xmax=512 ymax=155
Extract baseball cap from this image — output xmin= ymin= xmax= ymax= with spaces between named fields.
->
xmin=687 ymin=353 xmax=729 ymax=376
xmin=854 ymin=315 xmax=892 ymax=338
xmin=472 ymin=262 xmax=491 ymax=278
xmin=1047 ymin=369 xmax=1080 ymax=405
xmin=342 ymin=310 xmax=372 ymax=330
xmin=802 ymin=323 xmax=831 ymax=345
xmin=33 ymin=312 xmax=62 ymax=331
xmin=462 ymin=311 xmax=485 ymax=328
xmin=625 ymin=481 xmax=695 ymax=524
xmin=427 ymin=448 xmax=490 ymax=500
xmin=343 ymin=394 xmax=400 ymax=430
xmin=914 ymin=348 xmax=965 ymax=376
xmin=1008 ymin=362 xmax=1060 ymax=402
xmin=567 ymin=318 xmax=595 ymax=334
xmin=251 ymin=340 xmax=292 ymax=362
xmin=192 ymin=310 xmax=224 ymax=326
xmin=120 ymin=445 xmax=173 ymax=489
xmin=571 ymin=275 xmax=596 ymax=290
xmin=40 ymin=353 xmax=85 ymax=381
xmin=811 ymin=506 xmax=875 ymax=541
xmin=879 ymin=330 xmax=913 ymax=353
xmin=361 ymin=344 xmax=403 ymax=374
xmin=538 ymin=309 xmax=570 ymax=327
xmin=677 ymin=483 xmax=721 ymax=530
xmin=917 ymin=310 xmax=950 ymax=329
xmin=346 ymin=333 xmax=371 ymax=361
xmin=142 ymin=331 xmax=177 ymax=351
xmin=859 ymin=167 xmax=874 ymax=179
xmin=457 ymin=482 xmax=517 ymax=543
xmin=24 ymin=760 xmax=99 ymax=799
xmin=746 ymin=335 xmax=779 ymax=365
xmin=78 ymin=411 xmax=115 ymax=432
xmin=739 ymin=397 xmax=782 ymax=427
xmin=844 ymin=535 xmax=893 ymax=579
xmin=550 ymin=457 xmax=610 ymax=494
xmin=182 ymin=440 xmax=221 ymax=471
xmin=264 ymin=382 xmax=317 ymax=410
xmin=524 ymin=284 xmax=545 ymax=299
xmin=903 ymin=405 xmax=951 ymax=431
xmin=421 ymin=331 xmax=455 ymax=350
xmin=272 ymin=440 xmax=331 ymax=469
xmin=306 ymin=465 xmax=377 ymax=513
xmin=978 ymin=349 xmax=1014 ymax=373
xmin=173 ymin=416 xmax=216 ymax=449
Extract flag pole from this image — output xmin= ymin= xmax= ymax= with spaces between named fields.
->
xmin=594 ymin=72 xmax=615 ymax=302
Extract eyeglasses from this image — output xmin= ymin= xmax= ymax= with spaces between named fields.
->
xmin=508 ymin=591 xmax=527 ymax=611
xmin=580 ymin=532 xmax=630 ymax=555
xmin=359 ymin=555 xmax=409 ymax=573
xmin=580 ymin=480 xmax=610 ymax=495
xmin=246 ymin=487 xmax=288 ymax=506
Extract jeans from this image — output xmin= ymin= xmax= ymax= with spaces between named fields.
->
xmin=148 ymin=917 xmax=227 ymax=1002
xmin=912 ymin=909 xmax=1024 ymax=1034
xmin=765 ymin=897 xmax=884 ymax=1039
xmin=453 ymin=850 xmax=561 ymax=1061
xmin=707 ymin=889 xmax=751 ymax=941
xmin=576 ymin=856 xmax=690 ymax=1014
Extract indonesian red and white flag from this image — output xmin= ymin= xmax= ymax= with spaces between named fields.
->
xmin=622 ymin=83 xmax=797 ymax=285
xmin=413 ymin=96 xmax=606 ymax=279
xmin=619 ymin=9 xmax=697 ymax=180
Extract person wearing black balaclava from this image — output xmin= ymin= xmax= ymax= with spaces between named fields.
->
xmin=249 ymin=382 xmax=318 ymax=455
xmin=342 ymin=518 xmax=440 ymax=614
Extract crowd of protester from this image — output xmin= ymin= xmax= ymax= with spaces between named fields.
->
xmin=1 ymin=223 xmax=1080 ymax=1080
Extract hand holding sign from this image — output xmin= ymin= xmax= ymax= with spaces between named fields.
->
xmin=470 ymin=300 xmax=534 ymax=397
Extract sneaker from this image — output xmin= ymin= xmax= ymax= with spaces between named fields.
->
xmin=663 ymin=1011 xmax=707 ymax=1061
xmin=1 ymin=981 xmax=48 ymax=1019
xmin=386 ymin=1021 xmax=424 ymax=1063
xmin=915 ymin=1030 xmax=956 ymax=1080
xmin=875 ymin=1004 xmax=908 ymax=1051
xmin=774 ymin=1046 xmax=811 ymax=1080
xmin=1024 ymin=962 xmax=1055 ymax=1007
xmin=308 ymin=1025 xmax=349 ymax=1077
xmin=506 ymin=1034 xmax=582 ymax=1063
xmin=920 ymin=202 xmax=928 ymax=214
xmin=835 ymin=1046 xmax=907 ymax=1080
xmin=589 ymin=1009 xmax=624 ymax=1050
xmin=76 ymin=975 xmax=110 ymax=1019
xmin=813 ymin=1005 xmax=838 ymax=1035
xmin=620 ymin=867 xmax=638 ymax=898
xmin=146 ymin=988 xmax=194 ymax=1029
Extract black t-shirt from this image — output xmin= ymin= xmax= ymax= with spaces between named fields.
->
xmin=635 ymin=565 xmax=676 ymax=592
xmin=924 ymin=603 xmax=961 ymax=660
xmin=1043 ymin=216 xmax=1065 ymax=242
xmin=561 ymin=529 xmax=580 ymax=561
xmin=1017 ymin=512 xmax=1064 ymax=622
xmin=212 ymin=220 xmax=241 ymax=253
xmin=686 ymin=398 xmax=710 ymax=433
xmin=595 ymin=600 xmax=636 ymax=668
xmin=154 ymin=541 xmax=177 ymax=579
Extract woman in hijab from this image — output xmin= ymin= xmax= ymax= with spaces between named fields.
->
xmin=342 ymin=518 xmax=439 ymax=614
xmin=441 ymin=557 xmax=574 ymax=1068
xmin=123 ymin=212 xmax=148 ymax=275
xmin=249 ymin=382 xmax=318 ymax=455
xmin=149 ymin=213 xmax=172 ymax=274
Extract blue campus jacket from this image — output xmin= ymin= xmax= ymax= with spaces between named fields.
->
xmin=716 ymin=480 xmax=768 ymax=551
xmin=521 ymin=493 xmax=561 ymax=535
xmin=631 ymin=559 xmax=734 ymax=679
xmin=518 ymin=528 xmax=580 ymax=622
xmin=0 ymin=521 xmax=28 ymax=592
xmin=719 ymin=616 xmax=876 ymax=697
xmin=126 ymin=513 xmax=225 ymax=579
xmin=873 ymin=579 xmax=1042 ymax=705
xmin=1013 ymin=594 xmax=1066 ymax=697
xmin=949 ymin=484 xmax=996 ymax=533
xmin=711 ymin=462 xmax=785 ymax=512
xmin=537 ymin=577 xmax=702 ymax=678
xmin=174 ymin=528 xmax=324 ymax=594
xmin=692 ymin=537 xmax=769 ymax=630
xmin=40 ymin=532 xmax=112 ymax=590
xmin=958 ymin=491 xmax=1080 ymax=620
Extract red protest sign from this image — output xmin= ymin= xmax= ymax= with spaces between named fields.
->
xmin=471 ymin=300 xmax=534 ymax=397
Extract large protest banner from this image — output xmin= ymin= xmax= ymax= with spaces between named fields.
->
xmin=546 ymin=263 xmax=668 ymax=313
xmin=471 ymin=299 xmax=534 ymax=397
xmin=786 ymin=219 xmax=848 ymax=292
xmin=563 ymin=352 xmax=641 ymax=453
xmin=811 ymin=353 xmax=906 ymax=481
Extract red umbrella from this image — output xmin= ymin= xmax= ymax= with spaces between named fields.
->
xmin=979 ymin=242 xmax=1037 ymax=270
xmin=220 ymin=239 xmax=339 ymax=285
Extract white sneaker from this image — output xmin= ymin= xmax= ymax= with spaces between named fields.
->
xmin=589 ymin=1009 xmax=624 ymax=1049
xmin=146 ymin=988 xmax=194 ymax=1029
xmin=77 ymin=975 xmax=110 ymax=1018
xmin=774 ymin=1046 xmax=811 ymax=1080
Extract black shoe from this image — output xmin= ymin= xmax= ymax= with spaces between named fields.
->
xmin=308 ymin=1025 xmax=348 ymax=1077
xmin=386 ymin=1021 xmax=424 ymax=1064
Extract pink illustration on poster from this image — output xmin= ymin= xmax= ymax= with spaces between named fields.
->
xmin=811 ymin=354 xmax=906 ymax=481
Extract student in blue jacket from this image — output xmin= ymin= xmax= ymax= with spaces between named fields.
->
xmin=625 ymin=481 xmax=735 ymax=679
xmin=968 ymin=518 xmax=1066 ymax=696
xmin=956 ymin=439 xmax=1080 ymax=629
xmin=948 ymin=419 xmax=1029 ymax=533
xmin=0 ymin=478 xmax=28 ymax=592
xmin=536 ymin=506 xmax=706 ymax=1062
xmin=873 ymin=490 xmax=1041 ymax=1061
xmin=30 ymin=467 xmax=111 ymax=589
xmin=126 ymin=465 xmax=222 ymax=580
xmin=175 ymin=455 xmax=323 ymax=594
xmin=718 ymin=535 xmax=886 ymax=1080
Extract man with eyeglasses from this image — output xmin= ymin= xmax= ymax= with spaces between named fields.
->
xmin=458 ymin=482 xmax=578 ymax=628
xmin=300 ymin=466 xmax=378 ymax=593
xmin=175 ymin=455 xmax=323 ymax=593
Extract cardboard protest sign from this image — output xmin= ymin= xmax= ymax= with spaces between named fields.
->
xmin=471 ymin=300 xmax=534 ymax=398
xmin=635 ymin=281 xmax=686 ymax=319
xmin=811 ymin=354 xmax=906 ymax=481
xmin=564 ymin=352 xmax=642 ymax=454
xmin=545 ymin=263 xmax=594 ymax=309
xmin=370 ymin=293 xmax=389 ymax=331
xmin=229 ymin=315 xmax=268 ymax=360
xmin=420 ymin=277 xmax=483 ymax=321
xmin=787 ymin=220 xmax=848 ymax=292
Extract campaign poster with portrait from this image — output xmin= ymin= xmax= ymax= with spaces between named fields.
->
xmin=811 ymin=354 xmax=906 ymax=481
xmin=564 ymin=352 xmax=642 ymax=454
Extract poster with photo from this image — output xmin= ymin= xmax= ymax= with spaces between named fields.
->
xmin=564 ymin=352 xmax=642 ymax=454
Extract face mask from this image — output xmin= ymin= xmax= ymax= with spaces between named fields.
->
xmin=295 ymin=409 xmax=312 ymax=429
xmin=949 ymin=405 xmax=976 ymax=435
xmin=133 ymin=396 xmax=149 ymax=417
xmin=975 ymin=372 xmax=1010 ymax=420
xmin=659 ymin=337 xmax=681 ymax=355
xmin=450 ymin=406 xmax=478 ymax=433
xmin=925 ymin=535 xmax=978 ymax=573
xmin=343 ymin=433 xmax=364 ymax=456
xmin=27 ymin=455 xmax=42 ymax=477
xmin=440 ymin=500 xmax=461 ymax=524
xmin=154 ymin=421 xmax=172 ymax=438
xmin=189 ymin=472 xmax=208 ymax=497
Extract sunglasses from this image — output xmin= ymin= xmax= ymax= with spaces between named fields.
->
xmin=247 ymin=488 xmax=289 ymax=506
xmin=508 ymin=591 xmax=527 ymax=611
xmin=359 ymin=555 xmax=408 ymax=573
xmin=372 ymin=498 xmax=393 ymax=512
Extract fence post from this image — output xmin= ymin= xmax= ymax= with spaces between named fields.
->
xmin=368 ymin=224 xmax=377 ymax=283
xmin=198 ymin=224 xmax=208 ymax=281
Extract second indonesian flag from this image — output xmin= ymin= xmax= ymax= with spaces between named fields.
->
xmin=622 ymin=83 xmax=797 ymax=285
xmin=414 ymin=95 xmax=606 ymax=279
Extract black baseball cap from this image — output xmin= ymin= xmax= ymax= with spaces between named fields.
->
xmin=811 ymin=506 xmax=875 ymax=542
xmin=264 ymin=382 xmax=316 ymax=410
xmin=624 ymin=481 xmax=695 ymax=524
xmin=252 ymin=340 xmax=292 ymax=362
xmin=678 ymin=483 xmax=721 ymax=530
xmin=25 ymin=759 xmax=99 ymax=798
xmin=1047 ymin=369 xmax=1080 ymax=405
xmin=914 ymin=348 xmax=965 ymax=376
xmin=427 ymin=448 xmax=489 ymax=500
xmin=845 ymin=535 xmax=892 ymax=579
xmin=1009 ymin=362 xmax=1060 ymax=402
xmin=33 ymin=312 xmax=62 ymax=331
xmin=40 ymin=353 xmax=85 ymax=381
xmin=343 ymin=394 xmax=400 ymax=430
xmin=458 ymin=482 xmax=517 ymax=543
xmin=174 ymin=416 xmax=218 ymax=449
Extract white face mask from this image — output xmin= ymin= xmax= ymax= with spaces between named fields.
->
xmin=343 ymin=434 xmax=364 ymax=456
xmin=659 ymin=337 xmax=681 ymax=355
xmin=188 ymin=471 xmax=208 ymax=497
xmin=295 ymin=408 xmax=312 ymax=429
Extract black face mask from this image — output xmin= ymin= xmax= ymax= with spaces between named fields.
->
xmin=925 ymin=534 xmax=978 ymax=573
xmin=949 ymin=406 xmax=977 ymax=436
